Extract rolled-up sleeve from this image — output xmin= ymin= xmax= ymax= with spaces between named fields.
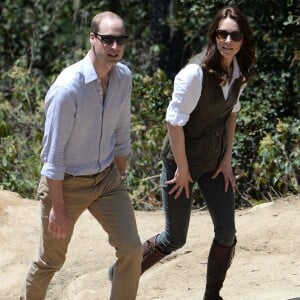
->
xmin=232 ymin=82 xmax=246 ymax=112
xmin=41 ymin=86 xmax=76 ymax=179
xmin=114 ymin=80 xmax=131 ymax=157
xmin=166 ymin=64 xmax=203 ymax=126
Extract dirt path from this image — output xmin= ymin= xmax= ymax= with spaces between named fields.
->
xmin=0 ymin=190 xmax=299 ymax=300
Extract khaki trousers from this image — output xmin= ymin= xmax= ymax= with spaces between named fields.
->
xmin=21 ymin=163 xmax=142 ymax=300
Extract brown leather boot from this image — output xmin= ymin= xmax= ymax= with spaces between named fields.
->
xmin=203 ymin=239 xmax=236 ymax=300
xmin=141 ymin=234 xmax=169 ymax=274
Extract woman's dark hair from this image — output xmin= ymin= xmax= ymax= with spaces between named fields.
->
xmin=191 ymin=7 xmax=256 ymax=83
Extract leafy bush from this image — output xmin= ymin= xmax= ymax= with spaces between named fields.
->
xmin=128 ymin=70 xmax=172 ymax=209
xmin=254 ymin=118 xmax=299 ymax=196
xmin=0 ymin=59 xmax=45 ymax=197
xmin=0 ymin=0 xmax=299 ymax=208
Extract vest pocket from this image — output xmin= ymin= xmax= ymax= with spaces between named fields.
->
xmin=185 ymin=131 xmax=225 ymax=172
xmin=185 ymin=136 xmax=207 ymax=170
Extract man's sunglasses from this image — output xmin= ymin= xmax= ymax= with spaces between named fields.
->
xmin=216 ymin=29 xmax=244 ymax=42
xmin=93 ymin=33 xmax=128 ymax=45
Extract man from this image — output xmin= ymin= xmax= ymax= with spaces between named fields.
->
xmin=21 ymin=11 xmax=142 ymax=300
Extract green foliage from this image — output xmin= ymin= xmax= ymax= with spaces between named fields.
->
xmin=0 ymin=0 xmax=299 ymax=208
xmin=128 ymin=70 xmax=172 ymax=209
xmin=1 ymin=134 xmax=42 ymax=197
xmin=0 ymin=105 xmax=43 ymax=197
xmin=235 ymin=115 xmax=299 ymax=203
xmin=0 ymin=55 xmax=46 ymax=197
xmin=254 ymin=118 xmax=299 ymax=195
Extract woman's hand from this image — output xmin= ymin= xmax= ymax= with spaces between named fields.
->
xmin=212 ymin=160 xmax=236 ymax=192
xmin=166 ymin=167 xmax=193 ymax=199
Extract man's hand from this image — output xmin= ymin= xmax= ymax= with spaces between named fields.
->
xmin=46 ymin=177 xmax=68 ymax=239
xmin=48 ymin=207 xmax=69 ymax=239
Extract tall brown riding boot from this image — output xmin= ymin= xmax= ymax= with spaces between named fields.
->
xmin=203 ymin=239 xmax=236 ymax=300
xmin=141 ymin=234 xmax=169 ymax=274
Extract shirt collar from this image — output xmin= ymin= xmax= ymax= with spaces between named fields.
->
xmin=82 ymin=52 xmax=120 ymax=84
xmin=82 ymin=53 xmax=98 ymax=84
xmin=232 ymin=56 xmax=241 ymax=80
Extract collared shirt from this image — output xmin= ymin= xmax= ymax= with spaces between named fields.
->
xmin=40 ymin=53 xmax=132 ymax=180
xmin=166 ymin=57 xmax=245 ymax=126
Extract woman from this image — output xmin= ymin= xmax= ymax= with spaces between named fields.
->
xmin=142 ymin=6 xmax=255 ymax=300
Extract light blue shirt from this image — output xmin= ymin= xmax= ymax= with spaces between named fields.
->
xmin=40 ymin=53 xmax=132 ymax=180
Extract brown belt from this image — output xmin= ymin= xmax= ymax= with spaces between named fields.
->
xmin=64 ymin=163 xmax=113 ymax=179
xmin=64 ymin=172 xmax=99 ymax=179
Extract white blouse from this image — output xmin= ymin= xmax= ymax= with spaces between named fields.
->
xmin=166 ymin=57 xmax=245 ymax=126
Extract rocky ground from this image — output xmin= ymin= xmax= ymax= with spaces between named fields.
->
xmin=0 ymin=190 xmax=299 ymax=300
